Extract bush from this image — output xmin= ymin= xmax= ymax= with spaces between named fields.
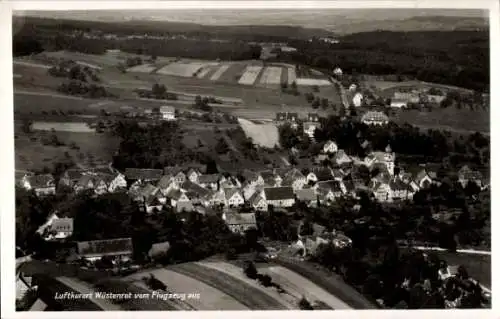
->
xmin=244 ymin=261 xmax=258 ymax=279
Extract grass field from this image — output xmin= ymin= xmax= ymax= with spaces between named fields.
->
xmin=238 ymin=118 xmax=280 ymax=148
xmin=15 ymin=127 xmax=119 ymax=171
xmin=392 ymin=108 xmax=490 ymax=134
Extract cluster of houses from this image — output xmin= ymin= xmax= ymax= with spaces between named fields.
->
xmin=275 ymin=112 xmax=322 ymax=139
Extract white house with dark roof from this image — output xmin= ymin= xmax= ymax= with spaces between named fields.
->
xmin=248 ymin=191 xmax=268 ymax=211
xmin=282 ymin=168 xmax=307 ymax=191
xmin=224 ymin=188 xmax=244 ymax=207
xmin=197 ymin=174 xmax=223 ymax=190
xmin=160 ymin=105 xmax=176 ymax=121
xmin=352 ymin=92 xmax=363 ymax=107
xmin=323 ymin=140 xmax=338 ymax=154
xmin=223 ymin=212 xmax=257 ymax=234
xmin=23 ymin=174 xmax=56 ymax=197
xmin=361 ymin=111 xmax=389 ymax=126
xmin=263 ymin=186 xmax=295 ymax=208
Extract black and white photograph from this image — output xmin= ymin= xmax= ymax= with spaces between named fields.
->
xmin=3 ymin=0 xmax=497 ymax=315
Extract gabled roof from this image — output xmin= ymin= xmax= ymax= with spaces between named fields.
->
xmin=312 ymin=167 xmax=333 ymax=181
xmin=182 ymin=180 xmax=211 ymax=198
xmin=176 ymin=200 xmax=194 ymax=212
xmin=264 ymin=186 xmax=295 ymax=200
xmin=324 ymin=140 xmax=337 ymax=148
xmin=166 ymin=188 xmax=184 ymax=200
xmin=64 ymin=169 xmax=86 ymax=181
xmin=361 ymin=111 xmax=389 ymax=122
xmin=157 ymin=175 xmax=174 ymax=188
xmin=296 ymin=188 xmax=317 ymax=201
xmin=224 ymin=187 xmax=242 ymax=200
xmin=163 ymin=166 xmax=185 ymax=176
xmin=75 ymin=175 xmax=94 ymax=187
xmin=225 ymin=213 xmax=257 ymax=226
xmin=248 ymin=191 xmax=265 ymax=206
xmin=389 ymin=178 xmax=411 ymax=191
xmin=138 ymin=183 xmax=158 ymax=198
xmin=197 ymin=174 xmax=220 ymax=184
xmin=333 ymin=150 xmax=352 ymax=163
xmin=125 ymin=168 xmax=163 ymax=181
xmin=317 ymin=180 xmax=343 ymax=192
xmin=28 ymin=174 xmax=55 ymax=188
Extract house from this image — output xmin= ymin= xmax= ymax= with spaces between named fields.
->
xmin=276 ymin=112 xmax=287 ymax=122
xmin=333 ymin=67 xmax=343 ymax=76
xmin=197 ymin=174 xmax=222 ymax=190
xmin=59 ymin=169 xmax=86 ymax=188
xmin=295 ymin=189 xmax=317 ymax=207
xmin=163 ymin=166 xmax=187 ymax=185
xmin=157 ymin=175 xmax=176 ymax=195
xmin=282 ymin=168 xmax=307 ymax=191
xmin=349 ymin=83 xmax=357 ymax=91
xmin=104 ymin=173 xmax=127 ymax=193
xmin=458 ymin=165 xmax=483 ymax=188
xmin=165 ymin=188 xmax=190 ymax=208
xmin=323 ymin=140 xmax=338 ymax=154
xmin=23 ymin=174 xmax=56 ymax=197
xmin=305 ymin=171 xmax=318 ymax=184
xmin=124 ymin=168 xmax=163 ymax=183
xmin=315 ymin=154 xmax=329 ymax=165
xmin=144 ymin=195 xmax=164 ymax=214
xmin=316 ymin=180 xmax=345 ymax=202
xmin=73 ymin=175 xmax=95 ymax=193
xmin=307 ymin=113 xmax=320 ymax=122
xmin=413 ymin=169 xmax=437 ymax=189
xmin=427 ymin=95 xmax=446 ymax=104
xmin=389 ymin=179 xmax=414 ymax=201
xmin=160 ymin=105 xmax=176 ymax=121
xmin=333 ymin=150 xmax=352 ymax=166
xmin=260 ymin=170 xmax=282 ymax=187
xmin=248 ymin=191 xmax=268 ymax=211
xmin=394 ymin=92 xmax=420 ymax=103
xmin=263 ymin=186 xmax=295 ymax=208
xmin=181 ymin=180 xmax=211 ymax=205
xmin=390 ymin=99 xmax=408 ymax=108
xmin=223 ymin=212 xmax=257 ymax=234
xmin=372 ymin=181 xmax=392 ymax=202
xmin=312 ymin=167 xmax=334 ymax=182
xmin=176 ymin=199 xmax=194 ymax=213
xmin=186 ymin=168 xmax=201 ymax=183
xmin=148 ymin=241 xmax=170 ymax=259
xmin=365 ymin=146 xmax=396 ymax=176
xmin=303 ymin=122 xmax=320 ymax=139
xmin=209 ymin=189 xmax=227 ymax=207
xmin=92 ymin=176 xmax=111 ymax=195
xmin=76 ymin=238 xmax=133 ymax=262
xmin=38 ymin=216 xmax=74 ymax=241
xmin=352 ymin=92 xmax=363 ymax=107
xmin=275 ymin=112 xmax=298 ymax=126
xmin=241 ymin=169 xmax=264 ymax=186
xmin=224 ymin=188 xmax=245 ymax=208
xmin=361 ymin=111 xmax=389 ymax=126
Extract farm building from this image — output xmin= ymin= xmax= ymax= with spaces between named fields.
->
xmin=263 ymin=186 xmax=295 ymax=208
xmin=307 ymin=113 xmax=320 ymax=122
xmin=393 ymin=92 xmax=420 ymax=103
xmin=223 ymin=212 xmax=257 ymax=234
xmin=160 ymin=106 xmax=176 ymax=121
xmin=303 ymin=122 xmax=320 ymax=139
xmin=361 ymin=111 xmax=389 ymax=126
xmin=22 ymin=174 xmax=56 ymax=197
xmin=76 ymin=238 xmax=133 ymax=262
xmin=390 ymin=99 xmax=408 ymax=108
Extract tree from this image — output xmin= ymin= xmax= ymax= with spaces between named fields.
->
xmin=244 ymin=261 xmax=258 ymax=279
xmin=321 ymin=98 xmax=329 ymax=109
xmin=312 ymin=98 xmax=320 ymax=109
xmin=22 ymin=120 xmax=33 ymax=134
xmin=298 ymin=296 xmax=314 ymax=310
xmin=291 ymin=81 xmax=298 ymax=91
xmin=215 ymin=138 xmax=229 ymax=154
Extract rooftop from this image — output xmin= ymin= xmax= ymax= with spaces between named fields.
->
xmin=264 ymin=186 xmax=295 ymax=200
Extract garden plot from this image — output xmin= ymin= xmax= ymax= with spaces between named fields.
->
xmin=126 ymin=64 xmax=157 ymax=73
xmin=128 ymin=269 xmax=248 ymax=310
xmin=198 ymin=261 xmax=294 ymax=309
xmin=210 ymin=64 xmax=231 ymax=81
xmin=238 ymin=118 xmax=280 ymax=148
xmin=296 ymin=78 xmax=332 ymax=86
xmin=259 ymin=67 xmax=283 ymax=85
xmin=196 ymin=66 xmax=214 ymax=79
xmin=157 ymin=62 xmax=207 ymax=77
xmin=287 ymin=67 xmax=297 ymax=85
xmin=237 ymin=66 xmax=263 ymax=85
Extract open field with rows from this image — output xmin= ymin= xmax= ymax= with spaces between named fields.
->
xmin=238 ymin=118 xmax=280 ymax=148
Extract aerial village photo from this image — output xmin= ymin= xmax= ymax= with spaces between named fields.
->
xmin=10 ymin=5 xmax=493 ymax=312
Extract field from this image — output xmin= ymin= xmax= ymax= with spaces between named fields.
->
xmin=127 ymin=268 xmax=248 ymax=310
xmin=209 ymin=64 xmax=231 ymax=81
xmin=168 ymin=262 xmax=288 ymax=310
xmin=259 ymin=66 xmax=282 ymax=85
xmin=362 ymin=78 xmax=474 ymax=95
xmin=392 ymin=108 xmax=490 ymax=134
xmin=238 ymin=65 xmax=263 ymax=85
xmin=14 ymin=126 xmax=120 ymax=171
xmin=238 ymin=118 xmax=280 ymax=148
xmin=126 ymin=64 xmax=157 ymax=73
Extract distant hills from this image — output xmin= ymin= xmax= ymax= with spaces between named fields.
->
xmin=15 ymin=9 xmax=488 ymax=36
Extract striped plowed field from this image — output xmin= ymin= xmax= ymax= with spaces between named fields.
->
xmin=259 ymin=266 xmax=350 ymax=309
xmin=209 ymin=64 xmax=231 ymax=81
xmin=215 ymin=63 xmax=250 ymax=83
xmin=127 ymin=268 xmax=248 ymax=310
xmin=198 ymin=261 xmax=295 ymax=309
xmin=168 ymin=262 xmax=288 ymax=310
